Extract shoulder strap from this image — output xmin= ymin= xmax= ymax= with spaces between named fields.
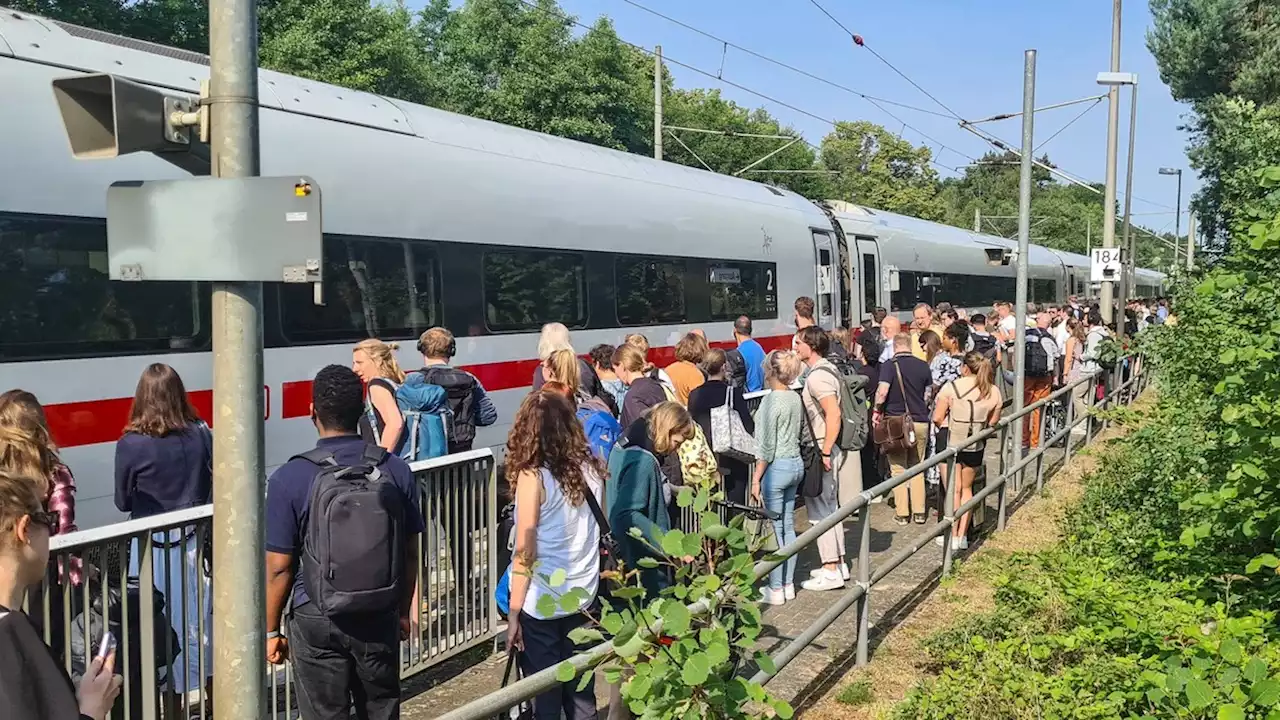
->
xmin=581 ymin=485 xmax=612 ymax=537
xmin=361 ymin=444 xmax=388 ymax=465
xmin=291 ymin=448 xmax=338 ymax=467
xmin=892 ymin=359 xmax=908 ymax=394
xmin=797 ymin=388 xmax=821 ymax=444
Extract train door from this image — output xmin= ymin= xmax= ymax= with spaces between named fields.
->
xmin=811 ymin=230 xmax=839 ymax=329
xmin=855 ymin=236 xmax=881 ymax=321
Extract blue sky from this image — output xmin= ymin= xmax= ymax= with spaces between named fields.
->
xmin=425 ymin=0 xmax=1199 ymax=234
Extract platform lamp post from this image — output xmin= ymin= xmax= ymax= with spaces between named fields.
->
xmin=1097 ymin=70 xmax=1138 ymax=326
xmin=1158 ymin=166 xmax=1183 ymax=241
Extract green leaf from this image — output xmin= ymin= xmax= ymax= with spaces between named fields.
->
xmin=682 ymin=532 xmax=702 ymax=557
xmin=1253 ymin=679 xmax=1280 ymax=707
xmin=1246 ymin=553 xmax=1280 ymax=574
xmin=660 ymin=599 xmax=691 ymax=635
xmin=704 ymin=523 xmax=730 ymax=541
xmin=1220 ymin=638 xmax=1243 ymax=663
xmin=559 ymin=587 xmax=589 ymax=613
xmin=680 ymin=652 xmax=711 ymax=686
xmin=1218 ymin=705 xmax=1245 ymax=720
xmin=676 ymin=487 xmax=694 ymax=508
xmin=755 ymin=652 xmax=777 ymax=676
xmin=773 ymin=700 xmax=795 ymax=719
xmin=547 ymin=568 xmax=567 ymax=588
xmin=555 ymin=661 xmax=576 ymax=683
xmin=1185 ymin=677 xmax=1213 ymax=709
xmin=661 ymin=530 xmax=686 ymax=557
xmin=567 ymin=627 xmax=604 ymax=645
xmin=1243 ymin=657 xmax=1269 ymax=684
xmin=636 ymin=557 xmax=660 ymax=569
xmin=535 ymin=594 xmax=558 ymax=618
xmin=614 ymin=630 xmax=647 ymax=660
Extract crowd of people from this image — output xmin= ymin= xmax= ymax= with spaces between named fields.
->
xmin=0 ymin=290 xmax=1163 ymax=719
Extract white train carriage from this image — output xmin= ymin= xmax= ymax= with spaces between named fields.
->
xmin=0 ymin=11 xmax=1164 ymax=528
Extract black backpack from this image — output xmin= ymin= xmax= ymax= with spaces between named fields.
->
xmin=724 ymin=348 xmax=748 ymax=389
xmin=1024 ymin=329 xmax=1052 ymax=377
xmin=971 ymin=332 xmax=997 ymax=361
xmin=296 ymin=446 xmax=406 ymax=616
xmin=421 ymin=365 xmax=479 ymax=450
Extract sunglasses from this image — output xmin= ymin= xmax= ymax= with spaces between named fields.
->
xmin=30 ymin=511 xmax=57 ymax=534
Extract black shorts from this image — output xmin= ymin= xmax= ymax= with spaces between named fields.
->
xmin=937 ymin=427 xmax=984 ymax=468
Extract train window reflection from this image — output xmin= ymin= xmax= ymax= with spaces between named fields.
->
xmin=709 ymin=262 xmax=777 ymax=321
xmin=483 ymin=250 xmax=586 ymax=331
xmin=0 ymin=213 xmax=201 ymax=361
xmin=616 ymin=257 xmax=687 ymax=326
xmin=279 ymin=236 xmax=438 ymax=343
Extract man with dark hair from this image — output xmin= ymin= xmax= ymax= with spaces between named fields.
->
xmin=731 ymin=315 xmax=766 ymax=392
xmin=793 ymin=296 xmax=816 ymax=329
xmin=416 ymin=327 xmax=497 ymax=454
xmin=264 ymin=365 xmax=425 ymax=720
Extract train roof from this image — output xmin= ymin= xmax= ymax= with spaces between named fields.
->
xmin=0 ymin=10 xmax=831 ymax=261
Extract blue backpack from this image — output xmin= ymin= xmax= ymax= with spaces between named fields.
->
xmin=576 ymin=405 xmax=621 ymax=462
xmin=369 ymin=374 xmax=451 ymax=463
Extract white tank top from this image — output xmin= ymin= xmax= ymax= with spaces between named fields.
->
xmin=520 ymin=465 xmax=603 ymax=619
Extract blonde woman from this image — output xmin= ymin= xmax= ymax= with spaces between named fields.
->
xmin=533 ymin=323 xmax=602 ymax=399
xmin=352 ymin=339 xmax=407 ymax=453
xmin=750 ymin=351 xmax=805 ymax=605
xmin=622 ymin=334 xmax=674 ymax=392
xmin=613 ymin=344 xmax=672 ymax=429
xmin=0 ymin=391 xmax=79 ymax=562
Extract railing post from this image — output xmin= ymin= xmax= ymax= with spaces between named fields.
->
xmin=996 ymin=425 xmax=1009 ymax=531
xmin=941 ymin=459 xmax=958 ymax=576
xmin=138 ymin=533 xmax=158 ymax=720
xmin=854 ymin=496 xmax=872 ymax=667
xmin=1063 ymin=384 xmax=1076 ymax=465
xmin=1034 ymin=407 xmax=1048 ymax=492
xmin=1086 ymin=374 xmax=1099 ymax=445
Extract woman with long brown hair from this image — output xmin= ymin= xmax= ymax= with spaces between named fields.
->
xmin=504 ymin=388 xmax=605 ymax=720
xmin=114 ymin=363 xmax=212 ymax=707
xmin=1062 ymin=317 xmax=1089 ymax=433
xmin=0 ymin=390 xmax=80 ymax=583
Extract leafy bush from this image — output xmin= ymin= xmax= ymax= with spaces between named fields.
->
xmin=894 ymin=168 xmax=1280 ymax=719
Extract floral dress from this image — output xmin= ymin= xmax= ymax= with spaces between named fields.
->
xmin=927 ymin=354 xmax=963 ymax=485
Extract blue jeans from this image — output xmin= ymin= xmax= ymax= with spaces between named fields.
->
xmin=762 ymin=457 xmax=803 ymax=591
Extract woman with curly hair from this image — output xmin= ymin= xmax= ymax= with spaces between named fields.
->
xmin=504 ymin=388 xmax=605 ymax=720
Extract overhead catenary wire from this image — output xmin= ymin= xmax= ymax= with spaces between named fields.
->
xmin=614 ymin=0 xmax=972 ymax=163
xmin=513 ymin=0 xmax=963 ymax=174
xmin=1034 ymin=97 xmax=1103 ymax=152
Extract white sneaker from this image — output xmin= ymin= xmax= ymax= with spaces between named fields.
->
xmin=759 ymin=587 xmax=786 ymax=606
xmin=783 ymin=584 xmax=796 ymax=600
xmin=809 ymin=563 xmax=851 ymax=581
xmin=870 ymin=495 xmax=884 ymax=504
xmin=801 ymin=569 xmax=844 ymax=592
xmin=934 ymin=535 xmax=970 ymax=550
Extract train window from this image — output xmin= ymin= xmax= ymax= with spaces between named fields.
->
xmin=890 ymin=270 xmax=1018 ymax=312
xmin=1031 ymin=279 xmax=1058 ymax=303
xmin=0 ymin=213 xmax=201 ymax=361
xmin=708 ymin=262 xmax=777 ymax=321
xmin=484 ymin=249 xmax=586 ymax=331
xmin=616 ymin=256 xmax=687 ymax=326
xmin=280 ymin=236 xmax=438 ymax=343
xmin=862 ymin=253 xmax=878 ymax=316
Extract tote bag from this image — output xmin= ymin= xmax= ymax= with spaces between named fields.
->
xmin=709 ymin=386 xmax=757 ymax=463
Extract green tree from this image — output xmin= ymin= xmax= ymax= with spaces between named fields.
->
xmin=661 ymin=89 xmax=829 ymax=199
xmin=819 ymin=121 xmax=943 ymax=220
xmin=1148 ymin=0 xmax=1280 ymax=251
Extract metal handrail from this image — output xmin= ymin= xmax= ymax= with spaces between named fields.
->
xmin=435 ymin=360 xmax=1149 ymax=720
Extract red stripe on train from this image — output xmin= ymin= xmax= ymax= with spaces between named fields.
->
xmin=41 ymin=333 xmax=800 ymax=448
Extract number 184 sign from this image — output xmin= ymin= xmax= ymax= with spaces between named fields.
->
xmin=1090 ymin=248 xmax=1123 ymax=282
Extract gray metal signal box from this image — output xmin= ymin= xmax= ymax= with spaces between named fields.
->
xmin=106 ymin=176 xmax=323 ymax=283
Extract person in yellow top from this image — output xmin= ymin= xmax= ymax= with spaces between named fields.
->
xmin=909 ymin=303 xmax=944 ymax=361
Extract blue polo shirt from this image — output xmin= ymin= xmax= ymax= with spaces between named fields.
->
xmin=738 ymin=338 xmax=766 ymax=393
xmin=264 ymin=435 xmax=426 ymax=608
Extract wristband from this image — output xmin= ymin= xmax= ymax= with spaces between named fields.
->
xmin=266 ymin=630 xmax=281 ymax=640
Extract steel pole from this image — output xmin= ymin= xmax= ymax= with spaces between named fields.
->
xmin=1012 ymin=50 xmax=1036 ymax=477
xmin=208 ymin=0 xmax=266 ymax=716
xmin=1173 ymin=170 xmax=1182 ymax=239
xmin=654 ymin=45 xmax=663 ymax=160
xmin=1187 ymin=212 xmax=1196 ymax=270
xmin=1119 ymin=82 xmax=1137 ymax=342
xmin=974 ymin=206 xmax=981 ymax=233
xmin=1099 ymin=0 xmax=1122 ymax=323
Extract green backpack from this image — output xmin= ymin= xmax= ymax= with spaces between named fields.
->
xmin=807 ymin=365 xmax=870 ymax=451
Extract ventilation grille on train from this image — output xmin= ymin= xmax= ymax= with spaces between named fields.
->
xmin=52 ymin=19 xmax=211 ymax=66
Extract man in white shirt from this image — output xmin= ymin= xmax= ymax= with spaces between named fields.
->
xmin=993 ymin=301 xmax=1017 ymax=342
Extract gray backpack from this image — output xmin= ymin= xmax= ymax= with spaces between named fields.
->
xmin=808 ymin=365 xmax=870 ymax=452
xmin=296 ymin=446 xmax=406 ymax=616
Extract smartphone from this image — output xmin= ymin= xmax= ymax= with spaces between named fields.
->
xmin=96 ymin=630 xmax=117 ymax=660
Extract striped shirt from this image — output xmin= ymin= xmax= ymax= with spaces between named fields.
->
xmin=45 ymin=464 xmax=82 ymax=586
